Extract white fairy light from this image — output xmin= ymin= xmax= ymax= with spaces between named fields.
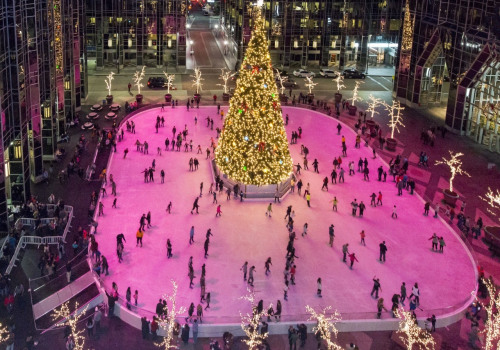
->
xmin=51 ymin=301 xmax=89 ymax=350
xmin=366 ymin=95 xmax=383 ymax=119
xmin=384 ymin=100 xmax=405 ymax=139
xmin=133 ymin=66 xmax=146 ymax=95
xmin=395 ymin=307 xmax=435 ymax=350
xmin=162 ymin=72 xmax=176 ymax=94
xmin=351 ymin=80 xmax=364 ymax=106
xmin=191 ymin=68 xmax=204 ymax=94
xmin=239 ymin=289 xmax=269 ymax=350
xmin=306 ymin=305 xmax=343 ymax=350
xmin=156 ymin=280 xmax=187 ymax=350
xmin=104 ymin=72 xmax=115 ymax=96
xmin=304 ymin=76 xmax=318 ymax=95
xmin=217 ymin=68 xmax=235 ymax=94
xmin=434 ymin=151 xmax=471 ymax=193
xmin=333 ymin=75 xmax=345 ymax=93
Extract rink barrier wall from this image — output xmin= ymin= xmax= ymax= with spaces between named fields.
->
xmin=87 ymin=105 xmax=479 ymax=336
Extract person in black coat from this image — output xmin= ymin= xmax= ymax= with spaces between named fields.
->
xmin=181 ymin=323 xmax=190 ymax=344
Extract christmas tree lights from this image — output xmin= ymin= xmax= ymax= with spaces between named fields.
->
xmin=215 ymin=7 xmax=293 ymax=185
xmin=163 ymin=72 xmax=176 ymax=94
xmin=156 ymin=280 xmax=186 ymax=350
xmin=239 ymin=289 xmax=269 ymax=350
xmin=306 ymin=305 xmax=343 ymax=350
xmin=434 ymin=151 xmax=471 ymax=193
xmin=51 ymin=301 xmax=89 ymax=350
xmin=395 ymin=307 xmax=436 ymax=350
xmin=105 ymin=72 xmax=115 ymax=96
xmin=191 ymin=68 xmax=204 ymax=94
xmin=133 ymin=66 xmax=146 ymax=95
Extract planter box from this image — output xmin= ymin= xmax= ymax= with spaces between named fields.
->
xmin=222 ymin=93 xmax=230 ymax=102
xmin=334 ymin=93 xmax=342 ymax=103
xmin=348 ymin=105 xmax=357 ymax=116
xmin=386 ymin=137 xmax=397 ymax=151
xmin=106 ymin=95 xmax=113 ymax=104
xmin=442 ymin=189 xmax=459 ymax=207
xmin=135 ymin=94 xmax=143 ymax=103
xmin=164 ymin=94 xmax=172 ymax=103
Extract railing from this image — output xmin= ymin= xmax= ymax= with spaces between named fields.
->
xmin=3 ymin=205 xmax=74 ymax=275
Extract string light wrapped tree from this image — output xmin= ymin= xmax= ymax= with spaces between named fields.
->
xmin=156 ymin=280 xmax=186 ymax=350
xmin=348 ymin=80 xmax=364 ymax=116
xmin=218 ymin=69 xmax=236 ymax=101
xmin=239 ymin=289 xmax=270 ymax=350
xmin=51 ymin=301 xmax=89 ymax=350
xmin=215 ymin=7 xmax=293 ymax=189
xmin=304 ymin=76 xmax=318 ymax=100
xmin=395 ymin=307 xmax=436 ymax=350
xmin=163 ymin=72 xmax=175 ymax=103
xmin=191 ymin=67 xmax=204 ymax=102
xmin=472 ymin=277 xmax=500 ymax=350
xmin=306 ymin=305 xmax=343 ymax=350
xmin=275 ymin=69 xmax=288 ymax=103
xmin=133 ymin=66 xmax=146 ymax=103
xmin=384 ymin=100 xmax=405 ymax=151
xmin=480 ymin=187 xmax=500 ymax=240
xmin=104 ymin=72 xmax=115 ymax=104
xmin=365 ymin=95 xmax=383 ymax=136
xmin=435 ymin=151 xmax=471 ymax=206
xmin=333 ymin=74 xmax=346 ymax=103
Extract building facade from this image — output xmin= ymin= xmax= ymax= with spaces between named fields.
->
xmin=394 ymin=0 xmax=500 ymax=152
xmin=85 ymin=0 xmax=188 ymax=71
xmin=219 ymin=0 xmax=404 ymax=71
xmin=0 ymin=0 xmax=85 ymax=232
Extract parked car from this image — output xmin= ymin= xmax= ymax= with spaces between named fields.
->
xmin=293 ymin=69 xmax=315 ymax=78
xmin=342 ymin=68 xmax=366 ymax=79
xmin=319 ymin=69 xmax=338 ymax=78
xmin=147 ymin=77 xmax=166 ymax=88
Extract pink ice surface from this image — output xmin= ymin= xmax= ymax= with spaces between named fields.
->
xmin=94 ymin=106 xmax=476 ymax=323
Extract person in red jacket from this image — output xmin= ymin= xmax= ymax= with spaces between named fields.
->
xmin=348 ymin=253 xmax=359 ymax=269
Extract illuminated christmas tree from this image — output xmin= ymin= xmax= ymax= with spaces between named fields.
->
xmin=215 ymin=7 xmax=293 ymax=185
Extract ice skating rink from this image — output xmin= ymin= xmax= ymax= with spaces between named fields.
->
xmin=93 ymin=106 xmax=476 ymax=323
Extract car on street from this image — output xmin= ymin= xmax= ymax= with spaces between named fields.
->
xmin=319 ymin=68 xmax=338 ymax=78
xmin=280 ymin=78 xmax=298 ymax=88
xmin=147 ymin=77 xmax=177 ymax=90
xmin=147 ymin=77 xmax=166 ymax=88
xmin=342 ymin=68 xmax=366 ymax=79
xmin=293 ymin=69 xmax=315 ymax=78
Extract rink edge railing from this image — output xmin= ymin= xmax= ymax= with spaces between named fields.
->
xmin=85 ymin=104 xmax=477 ymax=336
xmin=0 ymin=204 xmax=74 ymax=275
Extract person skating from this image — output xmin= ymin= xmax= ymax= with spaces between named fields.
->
xmin=424 ymin=202 xmax=430 ymax=216
xmin=199 ymin=182 xmax=204 ymax=197
xmin=166 ymin=239 xmax=173 ymax=258
xmin=265 ymin=257 xmax=272 ymax=275
xmin=312 ymin=159 xmax=319 ymax=173
xmin=275 ymin=300 xmax=282 ymax=321
xmin=428 ymin=233 xmax=438 ymax=251
xmin=248 ymin=266 xmax=256 ymax=287
xmin=409 ymin=283 xmax=420 ymax=306
xmin=400 ymin=282 xmax=407 ymax=306
xmin=284 ymin=280 xmax=289 ymax=301
xmin=379 ymin=241 xmax=387 ymax=262
xmin=191 ymin=197 xmax=200 ymax=214
xmin=316 ymin=278 xmax=322 ymax=297
xmin=266 ymin=203 xmax=273 ymax=217
xmin=166 ymin=201 xmax=172 ymax=214
xmin=348 ymin=253 xmax=358 ymax=269
xmin=377 ymin=298 xmax=387 ymax=319
xmin=302 ymin=223 xmax=308 ymax=237
xmin=136 ymin=229 xmax=144 ymax=247
xmin=359 ymin=201 xmax=366 ymax=217
xmin=204 ymin=238 xmax=210 ymax=258
xmin=377 ymin=191 xmax=383 ymax=205
xmin=392 ymin=205 xmax=397 ymax=218
xmin=439 ymin=237 xmax=446 ymax=252
xmin=370 ymin=193 xmax=377 ymax=206
xmin=330 ymin=196 xmax=338 ymax=211
xmin=215 ymin=204 xmax=222 ymax=217
xmin=342 ymin=243 xmax=349 ymax=262
xmin=321 ymin=177 xmax=329 ymax=191
xmin=371 ymin=277 xmax=382 ymax=298
xmin=241 ymin=261 xmax=248 ymax=281
xmin=188 ymin=269 xmax=195 ymax=288
xmin=189 ymin=226 xmax=195 ymax=244
xmin=351 ymin=199 xmax=358 ymax=216
xmin=328 ymin=224 xmax=335 ymax=247
xmin=360 ymin=230 xmax=366 ymax=245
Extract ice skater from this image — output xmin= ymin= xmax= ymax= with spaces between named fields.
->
xmin=241 ymin=261 xmax=248 ymax=281
xmin=348 ymin=252 xmax=358 ymax=269
xmin=392 ymin=205 xmax=397 ymax=218
xmin=342 ymin=243 xmax=349 ymax=262
xmin=266 ymin=203 xmax=273 ymax=217
xmin=166 ymin=239 xmax=173 ymax=258
xmin=329 ymin=224 xmax=335 ymax=247
xmin=215 ymin=205 xmax=222 ymax=217
xmin=265 ymin=257 xmax=272 ymax=275
xmin=248 ymin=266 xmax=256 ymax=287
xmin=302 ymin=223 xmax=308 ymax=237
xmin=166 ymin=202 xmax=172 ymax=214
xmin=371 ymin=277 xmax=382 ymax=298
xmin=191 ymin=197 xmax=200 ymax=214
xmin=379 ymin=241 xmax=387 ymax=262
xmin=317 ymin=278 xmax=322 ymax=297
xmin=189 ymin=226 xmax=195 ymax=244
xmin=204 ymin=238 xmax=210 ymax=258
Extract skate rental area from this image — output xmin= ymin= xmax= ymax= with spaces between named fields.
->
xmin=90 ymin=105 xmax=477 ymax=333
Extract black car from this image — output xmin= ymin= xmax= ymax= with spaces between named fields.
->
xmin=342 ymin=69 xmax=366 ymax=79
xmin=147 ymin=77 xmax=166 ymax=88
